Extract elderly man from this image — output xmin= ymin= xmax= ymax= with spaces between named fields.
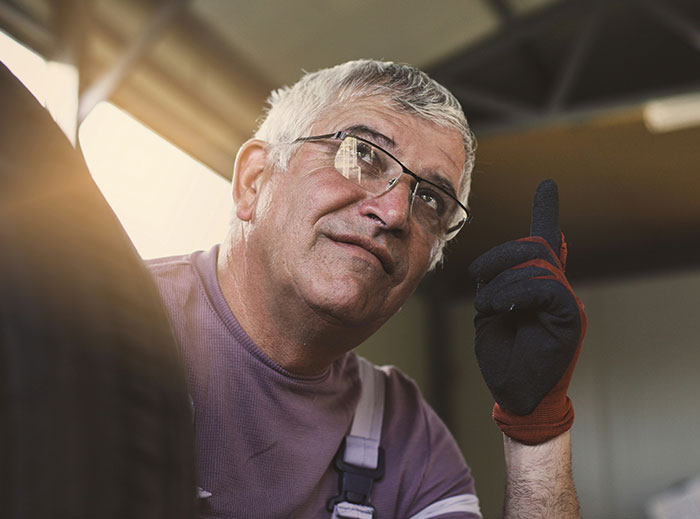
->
xmin=149 ymin=60 xmax=585 ymax=518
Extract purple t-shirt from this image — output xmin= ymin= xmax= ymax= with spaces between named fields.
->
xmin=148 ymin=246 xmax=479 ymax=518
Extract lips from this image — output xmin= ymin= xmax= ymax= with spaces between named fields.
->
xmin=329 ymin=233 xmax=396 ymax=275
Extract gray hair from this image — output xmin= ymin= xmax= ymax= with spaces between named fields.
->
xmin=251 ymin=59 xmax=476 ymax=266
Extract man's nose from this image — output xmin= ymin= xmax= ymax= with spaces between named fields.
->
xmin=359 ymin=175 xmax=414 ymax=232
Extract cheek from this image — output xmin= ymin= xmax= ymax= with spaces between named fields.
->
xmin=300 ymin=171 xmax=361 ymax=220
xmin=253 ymin=186 xmax=276 ymax=222
xmin=258 ymin=170 xmax=354 ymax=247
xmin=396 ymin=236 xmax=435 ymax=286
xmin=403 ymin=258 xmax=430 ymax=291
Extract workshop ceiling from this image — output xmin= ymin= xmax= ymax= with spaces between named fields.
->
xmin=189 ymin=0 xmax=506 ymax=88
xmin=1 ymin=0 xmax=699 ymax=298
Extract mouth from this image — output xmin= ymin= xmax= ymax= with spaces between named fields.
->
xmin=329 ymin=233 xmax=396 ymax=275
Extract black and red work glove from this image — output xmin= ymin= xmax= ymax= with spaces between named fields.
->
xmin=468 ymin=179 xmax=586 ymax=445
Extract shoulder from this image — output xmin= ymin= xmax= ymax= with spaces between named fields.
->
xmin=378 ymin=365 xmax=457 ymax=456
xmin=379 ymin=364 xmax=423 ymax=401
xmin=146 ymin=253 xmax=195 ymax=280
xmin=146 ymin=250 xmax=206 ymax=292
xmin=368 ymin=363 xmax=481 ymax=517
xmin=145 ymin=252 xmax=206 ymax=315
xmin=377 ymin=365 xmax=439 ymax=434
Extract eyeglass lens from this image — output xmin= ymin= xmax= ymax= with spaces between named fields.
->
xmin=333 ymin=135 xmax=466 ymax=238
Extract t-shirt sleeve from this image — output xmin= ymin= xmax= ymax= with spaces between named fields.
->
xmin=380 ymin=367 xmax=482 ymax=518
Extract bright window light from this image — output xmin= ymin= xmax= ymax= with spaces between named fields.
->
xmin=644 ymin=92 xmax=700 ymax=133
xmin=0 ymin=28 xmax=47 ymax=104
xmin=79 ymin=103 xmax=232 ymax=259
xmin=45 ymin=60 xmax=79 ymax=145
xmin=2 ymin=29 xmax=233 ymax=259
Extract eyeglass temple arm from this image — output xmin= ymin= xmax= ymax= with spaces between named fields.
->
xmin=292 ymin=131 xmax=346 ymax=144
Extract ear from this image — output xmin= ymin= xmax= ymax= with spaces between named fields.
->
xmin=232 ymin=139 xmax=268 ymax=222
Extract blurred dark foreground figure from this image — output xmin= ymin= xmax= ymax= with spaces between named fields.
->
xmin=0 ymin=62 xmax=196 ymax=518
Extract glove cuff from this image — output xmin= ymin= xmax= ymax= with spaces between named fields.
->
xmin=493 ymin=397 xmax=574 ymax=445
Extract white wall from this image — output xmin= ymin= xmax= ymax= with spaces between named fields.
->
xmin=570 ymin=268 xmax=700 ymax=518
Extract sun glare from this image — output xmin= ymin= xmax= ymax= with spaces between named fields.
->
xmin=1 ymin=29 xmax=233 ymax=259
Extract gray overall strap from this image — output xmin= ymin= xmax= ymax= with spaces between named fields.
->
xmin=329 ymin=356 xmax=386 ymax=519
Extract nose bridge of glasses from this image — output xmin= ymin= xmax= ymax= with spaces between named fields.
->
xmin=387 ymin=175 xmax=419 ymax=216
xmin=373 ymin=172 xmax=417 ymax=225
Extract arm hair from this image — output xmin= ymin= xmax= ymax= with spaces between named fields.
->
xmin=503 ymin=431 xmax=581 ymax=519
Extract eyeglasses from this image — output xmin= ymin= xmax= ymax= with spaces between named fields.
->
xmin=292 ymin=131 xmax=472 ymax=241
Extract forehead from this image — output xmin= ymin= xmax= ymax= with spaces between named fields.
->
xmin=310 ymin=98 xmax=466 ymax=189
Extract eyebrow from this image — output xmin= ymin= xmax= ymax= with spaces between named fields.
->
xmin=423 ymin=171 xmax=459 ymax=199
xmin=342 ymin=124 xmax=396 ymax=149
xmin=342 ymin=124 xmax=460 ymax=199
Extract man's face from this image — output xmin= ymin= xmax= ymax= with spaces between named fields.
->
xmin=247 ymin=99 xmax=465 ymax=333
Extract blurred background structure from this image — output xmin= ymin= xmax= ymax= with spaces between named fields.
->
xmin=1 ymin=0 xmax=699 ymax=517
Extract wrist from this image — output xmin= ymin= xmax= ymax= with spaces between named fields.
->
xmin=493 ymin=394 xmax=574 ymax=445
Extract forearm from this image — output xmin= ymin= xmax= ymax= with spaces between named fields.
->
xmin=503 ymin=431 xmax=581 ymax=519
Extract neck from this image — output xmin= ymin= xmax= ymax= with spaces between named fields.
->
xmin=216 ymin=230 xmax=369 ymax=376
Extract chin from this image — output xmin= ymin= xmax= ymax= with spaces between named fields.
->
xmin=303 ymin=274 xmax=396 ymax=329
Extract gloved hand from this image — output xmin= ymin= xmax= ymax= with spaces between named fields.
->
xmin=468 ymin=179 xmax=586 ymax=445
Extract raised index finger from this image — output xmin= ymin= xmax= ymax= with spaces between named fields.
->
xmin=530 ymin=179 xmax=561 ymax=253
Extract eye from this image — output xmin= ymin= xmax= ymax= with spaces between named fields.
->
xmin=415 ymin=186 xmax=446 ymax=214
xmin=355 ymin=141 xmax=376 ymax=165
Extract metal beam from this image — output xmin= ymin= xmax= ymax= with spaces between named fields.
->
xmin=46 ymin=0 xmax=87 ymax=145
xmin=473 ymin=81 xmax=700 ymax=136
xmin=546 ymin=4 xmax=606 ymax=113
xmin=452 ymin=85 xmax=538 ymax=119
xmin=0 ymin=0 xmax=54 ymax=56
xmin=78 ymin=0 xmax=188 ymax=122
xmin=640 ymin=0 xmax=700 ymax=52
xmin=430 ymin=0 xmax=588 ymax=80
xmin=485 ymin=0 xmax=514 ymax=23
xmin=83 ymin=5 xmax=270 ymax=178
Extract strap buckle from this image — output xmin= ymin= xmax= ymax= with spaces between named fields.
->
xmin=327 ymin=438 xmax=385 ymax=513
